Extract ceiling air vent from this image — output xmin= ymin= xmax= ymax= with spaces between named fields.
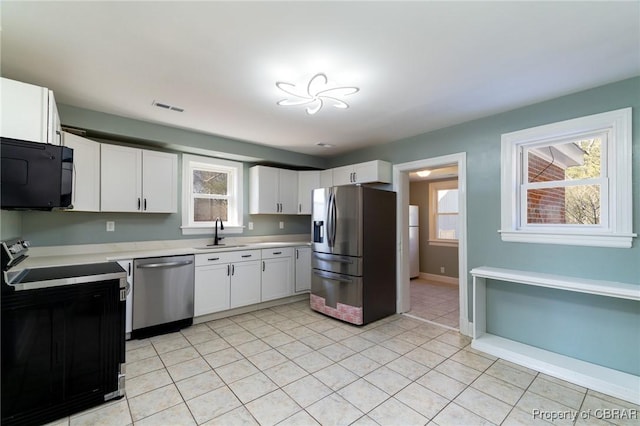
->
xmin=152 ymin=100 xmax=184 ymax=112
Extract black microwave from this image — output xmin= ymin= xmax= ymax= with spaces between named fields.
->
xmin=1 ymin=137 xmax=73 ymax=210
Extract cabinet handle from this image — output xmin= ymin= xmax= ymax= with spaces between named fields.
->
xmin=262 ymin=261 xmax=265 ymax=272
xmin=232 ymin=264 xmax=235 ymax=275
xmin=299 ymin=204 xmax=301 ymax=213
xmin=296 ymin=249 xmax=299 ymax=259
xmin=137 ymin=198 xmax=141 ymax=210
xmin=227 ymin=264 xmax=230 ymax=276
xmin=144 ymin=198 xmax=147 ymax=211
xmin=208 ymin=257 xmax=220 ymax=261
xmin=241 ymin=254 xmax=252 ymax=258
xmin=353 ymin=172 xmax=357 ymax=182
xmin=273 ymin=251 xmax=282 ymax=255
xmin=128 ymin=263 xmax=131 ymax=276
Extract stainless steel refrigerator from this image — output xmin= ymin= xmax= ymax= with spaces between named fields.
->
xmin=409 ymin=205 xmax=420 ymax=278
xmin=311 ymin=186 xmax=396 ymax=325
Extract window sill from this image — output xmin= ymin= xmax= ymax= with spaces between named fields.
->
xmin=181 ymin=225 xmax=245 ymax=236
xmin=428 ymin=239 xmax=459 ymax=248
xmin=498 ymin=230 xmax=636 ymax=248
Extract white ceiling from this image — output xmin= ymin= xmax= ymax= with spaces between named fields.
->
xmin=2 ymin=1 xmax=638 ymax=157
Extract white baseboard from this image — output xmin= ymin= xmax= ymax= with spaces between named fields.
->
xmin=472 ymin=333 xmax=640 ymax=405
xmin=420 ymin=272 xmax=459 ymax=286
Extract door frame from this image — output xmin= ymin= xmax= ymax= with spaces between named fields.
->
xmin=393 ymin=152 xmax=470 ymax=336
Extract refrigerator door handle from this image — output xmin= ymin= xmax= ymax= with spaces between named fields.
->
xmin=313 ymin=270 xmax=352 ymax=283
xmin=328 ymin=192 xmax=337 ymax=248
xmin=313 ymin=253 xmax=353 ymax=264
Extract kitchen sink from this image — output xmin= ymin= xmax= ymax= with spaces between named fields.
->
xmin=193 ymin=245 xmax=247 ymax=250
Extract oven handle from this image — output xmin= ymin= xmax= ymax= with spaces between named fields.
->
xmin=136 ymin=260 xmax=193 ymax=269
xmin=313 ymin=270 xmax=352 ymax=283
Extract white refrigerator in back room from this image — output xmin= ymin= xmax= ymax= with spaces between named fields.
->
xmin=409 ymin=205 xmax=420 ymax=278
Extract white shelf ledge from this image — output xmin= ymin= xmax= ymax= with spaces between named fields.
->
xmin=471 ymin=266 xmax=640 ymax=405
xmin=470 ymin=266 xmax=640 ymax=301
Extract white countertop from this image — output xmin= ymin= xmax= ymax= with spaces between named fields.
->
xmin=12 ymin=236 xmax=311 ymax=271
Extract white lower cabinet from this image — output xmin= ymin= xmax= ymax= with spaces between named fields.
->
xmin=294 ymin=246 xmax=312 ymax=293
xmin=261 ymin=248 xmax=294 ymax=302
xmin=194 ymin=250 xmax=261 ymax=316
xmin=116 ymin=260 xmax=134 ymax=335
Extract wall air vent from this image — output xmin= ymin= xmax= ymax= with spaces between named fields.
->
xmin=152 ymin=100 xmax=184 ymax=112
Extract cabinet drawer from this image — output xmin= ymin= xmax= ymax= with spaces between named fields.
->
xmin=195 ymin=252 xmax=236 ymax=266
xmin=261 ymin=247 xmax=293 ymax=259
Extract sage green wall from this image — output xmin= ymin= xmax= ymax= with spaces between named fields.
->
xmin=0 ymin=210 xmax=22 ymax=240
xmin=18 ymin=107 xmax=323 ymax=247
xmin=328 ymin=77 xmax=640 ymax=375
xmin=409 ymin=180 xmax=459 ymax=278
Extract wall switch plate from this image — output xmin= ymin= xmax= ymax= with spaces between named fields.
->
xmin=440 ymin=266 xmax=445 ymax=274
xmin=279 ymin=221 xmax=284 ymax=229
xmin=106 ymin=221 xmax=115 ymax=232
xmin=248 ymin=222 xmax=254 ymax=230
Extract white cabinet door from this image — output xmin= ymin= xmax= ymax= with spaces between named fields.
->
xmin=279 ymin=169 xmax=298 ymax=214
xmin=250 ymin=166 xmax=299 ymax=214
xmin=116 ymin=260 xmax=134 ymax=335
xmin=100 ymin=144 xmax=142 ymax=212
xmin=320 ymin=169 xmax=333 ymax=188
xmin=262 ymin=256 xmax=294 ymax=302
xmin=294 ymin=246 xmax=312 ymax=292
xmin=297 ymin=171 xmax=320 ymax=215
xmin=332 ymin=165 xmax=354 ymax=186
xmin=47 ymin=90 xmax=62 ymax=145
xmin=353 ymin=160 xmax=391 ymax=184
xmin=230 ymin=260 xmax=261 ymax=308
xmin=195 ymin=263 xmax=231 ymax=316
xmin=250 ymin=166 xmax=279 ymax=214
xmin=62 ymin=132 xmax=100 ymax=211
xmin=1 ymin=77 xmax=50 ymax=144
xmin=142 ymin=150 xmax=178 ymax=213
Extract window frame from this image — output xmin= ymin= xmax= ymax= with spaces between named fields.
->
xmin=181 ymin=154 xmax=244 ymax=235
xmin=500 ymin=107 xmax=634 ymax=248
xmin=429 ymin=179 xmax=459 ymax=247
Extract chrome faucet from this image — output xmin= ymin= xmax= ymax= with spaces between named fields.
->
xmin=212 ymin=217 xmax=224 ymax=246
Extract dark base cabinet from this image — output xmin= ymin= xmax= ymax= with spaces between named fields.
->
xmin=1 ymin=280 xmax=125 ymax=426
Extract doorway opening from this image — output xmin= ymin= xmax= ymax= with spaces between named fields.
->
xmin=393 ymin=153 xmax=470 ymax=336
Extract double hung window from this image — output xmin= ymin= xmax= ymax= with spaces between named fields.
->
xmin=500 ymin=108 xmax=633 ymax=248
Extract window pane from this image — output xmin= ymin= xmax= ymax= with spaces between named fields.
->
xmin=528 ymin=138 xmax=601 ymax=183
xmin=437 ymin=214 xmax=458 ymax=239
xmin=437 ymin=189 xmax=458 ymax=213
xmin=527 ymin=185 xmax=600 ymax=225
xmin=193 ymin=170 xmax=228 ymax=195
xmin=194 ymin=198 xmax=228 ymax=222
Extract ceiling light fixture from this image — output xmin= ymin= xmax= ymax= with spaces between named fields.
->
xmin=416 ymin=170 xmax=431 ymax=177
xmin=316 ymin=143 xmax=335 ymax=148
xmin=276 ymin=73 xmax=359 ymax=115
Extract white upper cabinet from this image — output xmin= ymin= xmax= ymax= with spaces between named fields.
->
xmin=331 ymin=160 xmax=391 ymax=186
xmin=249 ymin=166 xmax=298 ymax=214
xmin=319 ymin=169 xmax=333 ymax=188
xmin=297 ymin=170 xmax=320 ymax=215
xmin=62 ymin=132 xmax=101 ymax=212
xmin=101 ymin=144 xmax=177 ymax=213
xmin=1 ymin=77 xmax=61 ymax=145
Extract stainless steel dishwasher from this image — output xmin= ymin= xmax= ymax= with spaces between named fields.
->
xmin=132 ymin=254 xmax=194 ymax=338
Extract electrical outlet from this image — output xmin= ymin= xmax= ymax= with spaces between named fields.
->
xmin=440 ymin=266 xmax=445 ymax=274
xmin=248 ymin=222 xmax=254 ymax=230
xmin=279 ymin=221 xmax=284 ymax=229
xmin=106 ymin=221 xmax=115 ymax=232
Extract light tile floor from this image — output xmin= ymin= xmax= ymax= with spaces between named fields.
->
xmin=408 ymin=279 xmax=460 ymax=329
xmin=48 ymin=299 xmax=638 ymax=426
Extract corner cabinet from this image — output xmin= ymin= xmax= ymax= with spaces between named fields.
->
xmin=100 ymin=145 xmax=177 ymax=213
xmin=297 ymin=171 xmax=320 ymax=215
xmin=332 ymin=160 xmax=391 ymax=186
xmin=294 ymin=246 xmax=311 ymax=293
xmin=0 ymin=77 xmax=61 ymax=145
xmin=62 ymin=132 xmax=101 ymax=212
xmin=249 ymin=166 xmax=298 ymax=214
xmin=261 ymin=248 xmax=294 ymax=302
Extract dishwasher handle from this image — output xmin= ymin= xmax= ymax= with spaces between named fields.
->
xmin=136 ymin=260 xmax=193 ymax=269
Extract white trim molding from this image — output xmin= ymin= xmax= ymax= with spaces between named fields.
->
xmin=499 ymin=107 xmax=635 ymax=248
xmin=393 ymin=152 xmax=470 ymax=336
